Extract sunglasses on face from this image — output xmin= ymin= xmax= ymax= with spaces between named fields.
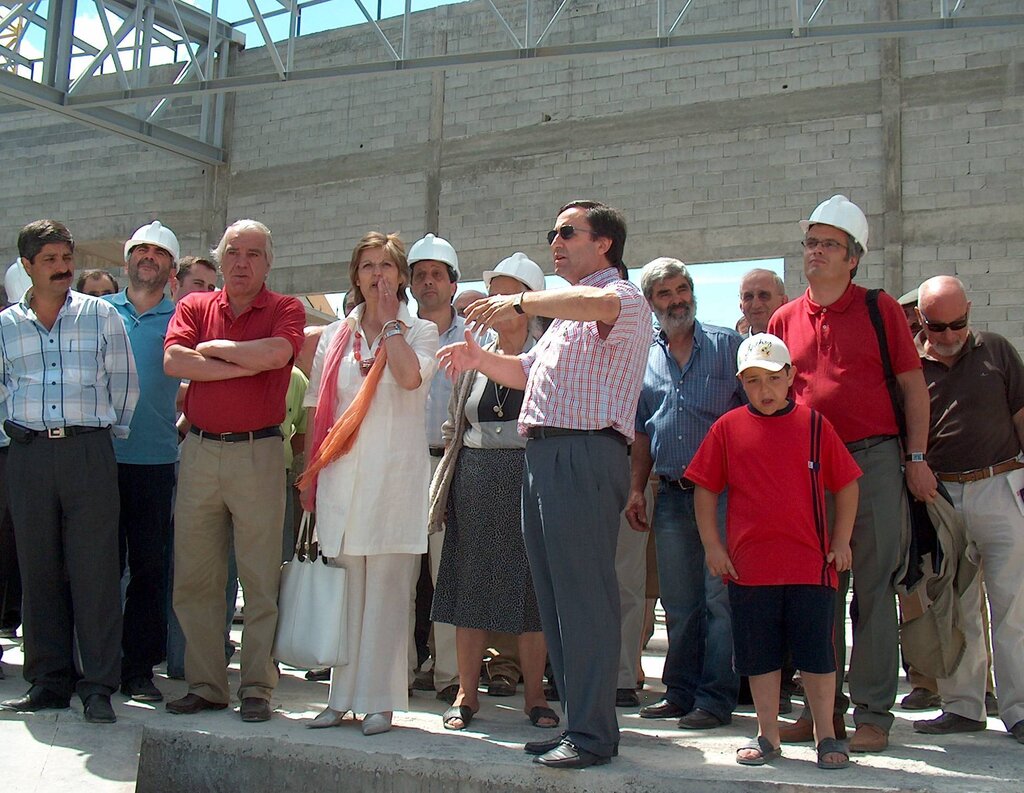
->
xmin=547 ymin=225 xmax=599 ymax=245
xmin=918 ymin=311 xmax=969 ymax=333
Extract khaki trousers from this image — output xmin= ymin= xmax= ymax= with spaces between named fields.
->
xmin=173 ymin=433 xmax=285 ymax=703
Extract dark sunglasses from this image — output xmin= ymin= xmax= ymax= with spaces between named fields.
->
xmin=546 ymin=225 xmax=598 ymax=245
xmin=919 ymin=310 xmax=969 ymax=333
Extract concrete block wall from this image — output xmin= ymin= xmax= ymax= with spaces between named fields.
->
xmin=1 ymin=0 xmax=1021 ymax=344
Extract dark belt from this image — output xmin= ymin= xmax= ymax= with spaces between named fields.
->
xmin=429 ymin=446 xmax=445 ymax=457
xmin=659 ymin=475 xmax=695 ymax=491
xmin=936 ymin=459 xmax=1024 ymax=484
xmin=3 ymin=421 xmax=107 ymax=441
xmin=190 ymin=425 xmax=283 ymax=443
xmin=845 ymin=434 xmax=897 ymax=453
xmin=526 ymin=426 xmax=627 ymax=446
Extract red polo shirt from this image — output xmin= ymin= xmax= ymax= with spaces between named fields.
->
xmin=768 ymin=282 xmax=920 ymax=443
xmin=165 ymin=286 xmax=305 ymax=433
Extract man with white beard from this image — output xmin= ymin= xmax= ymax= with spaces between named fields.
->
xmin=625 ymin=257 xmax=743 ymax=730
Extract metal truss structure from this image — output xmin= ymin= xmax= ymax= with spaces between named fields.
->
xmin=0 ymin=0 xmax=1022 ymax=165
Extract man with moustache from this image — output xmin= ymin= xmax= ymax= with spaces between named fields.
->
xmin=738 ymin=269 xmax=787 ymax=336
xmin=0 ymin=220 xmax=138 ymax=723
xmin=106 ymin=221 xmax=182 ymax=703
xmin=625 ymin=257 xmax=743 ymax=731
xmin=439 ymin=199 xmax=651 ymax=768
xmin=910 ymin=276 xmax=1024 ymax=745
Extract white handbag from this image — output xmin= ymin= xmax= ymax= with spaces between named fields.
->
xmin=273 ymin=511 xmax=348 ymax=669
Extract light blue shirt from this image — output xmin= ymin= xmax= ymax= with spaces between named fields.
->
xmin=0 ymin=289 xmax=138 ymax=437
xmin=425 ymin=309 xmax=468 ymax=448
xmin=106 ymin=292 xmax=180 ymax=464
xmin=635 ymin=321 xmax=745 ymax=478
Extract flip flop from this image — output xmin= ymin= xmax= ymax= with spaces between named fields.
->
xmin=528 ymin=705 xmax=560 ymax=728
xmin=442 ymin=705 xmax=475 ymax=731
xmin=816 ymin=737 xmax=850 ymax=769
xmin=736 ymin=735 xmax=782 ymax=766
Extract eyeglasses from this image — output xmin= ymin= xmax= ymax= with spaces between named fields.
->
xmin=801 ymin=237 xmax=847 ymax=253
xmin=918 ymin=311 xmax=969 ymax=333
xmin=547 ymin=225 xmax=599 ymax=245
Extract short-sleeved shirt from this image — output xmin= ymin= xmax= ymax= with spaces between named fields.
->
xmin=518 ymin=268 xmax=652 ymax=441
xmin=768 ymin=282 xmax=920 ymax=443
xmin=635 ymin=321 xmax=744 ymax=477
xmin=164 ymin=286 xmax=305 ymax=434
xmin=918 ymin=330 xmax=1024 ymax=472
xmin=106 ymin=292 xmax=180 ymax=465
xmin=686 ymin=402 xmax=862 ymax=587
xmin=281 ymin=366 xmax=309 ymax=470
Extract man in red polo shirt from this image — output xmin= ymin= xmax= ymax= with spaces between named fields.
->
xmin=768 ymin=195 xmax=937 ymax=753
xmin=162 ymin=219 xmax=305 ymax=722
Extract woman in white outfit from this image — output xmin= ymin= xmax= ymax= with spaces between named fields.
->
xmin=300 ymin=231 xmax=438 ymax=735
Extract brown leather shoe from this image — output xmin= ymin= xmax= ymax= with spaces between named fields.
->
xmin=165 ymin=693 xmax=228 ymax=715
xmin=849 ymin=722 xmax=888 ymax=753
xmin=239 ymin=697 xmax=272 ymax=722
xmin=778 ymin=713 xmax=847 ymax=743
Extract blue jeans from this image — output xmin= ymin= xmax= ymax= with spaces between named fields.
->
xmin=652 ymin=483 xmax=738 ymax=723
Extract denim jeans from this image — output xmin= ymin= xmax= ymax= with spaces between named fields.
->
xmin=652 ymin=483 xmax=738 ymax=723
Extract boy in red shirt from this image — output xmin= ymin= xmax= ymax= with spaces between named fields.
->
xmin=687 ymin=333 xmax=860 ymax=770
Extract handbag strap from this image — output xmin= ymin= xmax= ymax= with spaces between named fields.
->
xmin=294 ymin=511 xmax=320 ymax=561
xmin=865 ymin=288 xmax=907 ymax=442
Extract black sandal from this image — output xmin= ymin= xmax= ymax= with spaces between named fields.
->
xmin=442 ymin=704 xmax=475 ymax=731
xmin=736 ymin=735 xmax=782 ymax=766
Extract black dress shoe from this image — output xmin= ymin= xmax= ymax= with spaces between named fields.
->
xmin=121 ymin=677 xmax=163 ymax=702
xmin=436 ymin=684 xmax=459 ymax=705
xmin=239 ymin=697 xmax=272 ymax=722
xmin=0 ymin=685 xmax=71 ymax=712
xmin=534 ymin=739 xmax=610 ymax=769
xmin=639 ymin=698 xmax=687 ymax=719
xmin=166 ymin=693 xmax=228 ymax=714
xmin=525 ymin=732 xmax=567 ymax=755
xmin=913 ymin=711 xmax=986 ymax=734
xmin=616 ymin=688 xmax=640 ymax=707
xmin=678 ymin=707 xmax=728 ymax=729
xmin=83 ymin=694 xmax=116 ymax=723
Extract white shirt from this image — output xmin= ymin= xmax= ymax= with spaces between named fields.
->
xmin=304 ymin=302 xmax=439 ymax=557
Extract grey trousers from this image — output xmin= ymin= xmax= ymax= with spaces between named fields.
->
xmin=7 ymin=429 xmax=122 ymax=700
xmin=522 ymin=433 xmax=629 ymax=758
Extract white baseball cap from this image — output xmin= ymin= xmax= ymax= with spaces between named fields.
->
xmin=737 ymin=333 xmax=792 ymax=374
xmin=482 ymin=252 xmax=546 ymax=293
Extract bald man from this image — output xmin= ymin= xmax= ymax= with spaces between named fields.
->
xmin=738 ymin=269 xmax=787 ymax=335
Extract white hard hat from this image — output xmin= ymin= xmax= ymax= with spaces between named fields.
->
xmin=800 ymin=195 xmax=869 ymax=253
xmin=4 ymin=260 xmax=32 ymax=303
xmin=483 ymin=252 xmax=546 ymax=293
xmin=124 ymin=220 xmax=180 ymax=263
xmin=407 ymin=233 xmax=460 ymax=279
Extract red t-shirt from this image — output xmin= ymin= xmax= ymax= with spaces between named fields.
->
xmin=686 ymin=403 xmax=862 ymax=587
xmin=165 ymin=286 xmax=305 ymax=433
xmin=767 ymin=283 xmax=920 ymax=443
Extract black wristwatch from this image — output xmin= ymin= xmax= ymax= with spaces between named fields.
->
xmin=513 ymin=293 xmax=526 ymax=315
xmin=904 ymin=452 xmax=925 ymax=463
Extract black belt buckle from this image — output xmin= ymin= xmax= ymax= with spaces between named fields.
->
xmin=3 ymin=420 xmax=34 ymax=444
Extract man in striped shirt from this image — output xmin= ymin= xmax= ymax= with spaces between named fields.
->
xmin=0 ymin=219 xmax=138 ymax=723
xmin=438 ymin=200 xmax=651 ymax=769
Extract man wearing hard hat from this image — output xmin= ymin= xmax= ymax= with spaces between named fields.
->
xmin=105 ymin=221 xmax=182 ymax=704
xmin=768 ymin=195 xmax=937 ymax=752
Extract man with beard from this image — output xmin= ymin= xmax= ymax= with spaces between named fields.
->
xmin=0 ymin=219 xmax=138 ymax=722
xmin=910 ymin=276 xmax=1024 ymax=745
xmin=106 ymin=221 xmax=182 ymax=703
xmin=625 ymin=257 xmax=743 ymax=731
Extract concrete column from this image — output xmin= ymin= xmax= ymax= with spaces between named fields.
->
xmin=880 ymin=0 xmax=904 ymax=297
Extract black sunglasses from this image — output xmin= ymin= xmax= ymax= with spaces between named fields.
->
xmin=546 ymin=225 xmax=599 ymax=245
xmin=918 ymin=310 xmax=969 ymax=333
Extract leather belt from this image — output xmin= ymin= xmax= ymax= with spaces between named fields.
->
xmin=845 ymin=434 xmax=897 ymax=453
xmin=935 ymin=459 xmax=1024 ymax=484
xmin=429 ymin=446 xmax=445 ymax=457
xmin=190 ymin=426 xmax=283 ymax=443
xmin=526 ymin=426 xmax=627 ymax=446
xmin=659 ymin=475 xmax=695 ymax=491
xmin=5 ymin=422 xmax=107 ymax=441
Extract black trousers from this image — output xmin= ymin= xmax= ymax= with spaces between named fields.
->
xmin=0 ymin=448 xmax=21 ymax=634
xmin=7 ymin=430 xmax=122 ymax=700
xmin=119 ymin=462 xmax=175 ymax=681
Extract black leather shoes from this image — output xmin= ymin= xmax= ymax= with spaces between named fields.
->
xmin=913 ymin=711 xmax=986 ymax=734
xmin=639 ymin=698 xmax=687 ymax=719
xmin=0 ymin=685 xmax=71 ymax=712
xmin=1010 ymin=719 xmax=1024 ymax=744
xmin=83 ymin=693 xmax=116 ymax=723
xmin=616 ymin=688 xmax=640 ymax=707
xmin=166 ymin=693 xmax=228 ymax=714
xmin=121 ymin=677 xmax=163 ymax=703
xmin=534 ymin=739 xmax=610 ymax=769
xmin=525 ymin=732 xmax=567 ymax=755
xmin=239 ymin=697 xmax=272 ymax=722
xmin=678 ymin=707 xmax=728 ymax=730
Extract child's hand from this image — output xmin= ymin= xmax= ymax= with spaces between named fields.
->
xmin=827 ymin=540 xmax=852 ymax=573
xmin=705 ymin=545 xmax=737 ymax=579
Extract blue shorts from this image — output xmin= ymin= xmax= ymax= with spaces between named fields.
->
xmin=728 ymin=583 xmax=836 ymax=677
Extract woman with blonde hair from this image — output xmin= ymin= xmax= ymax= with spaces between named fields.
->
xmin=299 ymin=231 xmax=438 ymax=735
